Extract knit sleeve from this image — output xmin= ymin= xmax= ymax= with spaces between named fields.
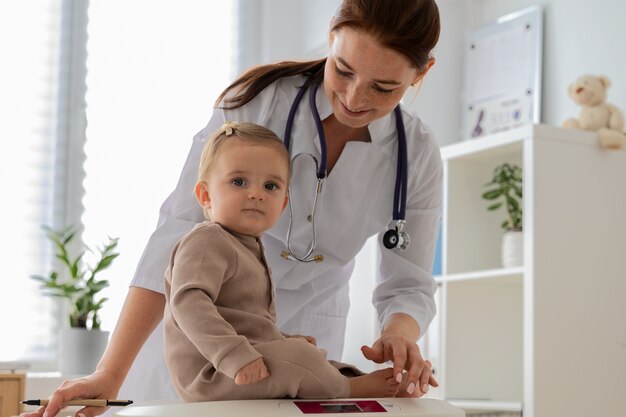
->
xmin=167 ymin=225 xmax=261 ymax=378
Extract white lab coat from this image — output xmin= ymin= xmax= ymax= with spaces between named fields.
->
xmin=119 ymin=75 xmax=442 ymax=402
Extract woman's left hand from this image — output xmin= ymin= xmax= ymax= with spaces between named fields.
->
xmin=360 ymin=314 xmax=438 ymax=397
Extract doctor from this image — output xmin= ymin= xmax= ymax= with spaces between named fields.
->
xmin=29 ymin=1 xmax=442 ymax=417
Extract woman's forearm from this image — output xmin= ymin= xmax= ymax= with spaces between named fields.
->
xmin=95 ymin=286 xmax=165 ymax=388
xmin=382 ymin=312 xmax=421 ymax=342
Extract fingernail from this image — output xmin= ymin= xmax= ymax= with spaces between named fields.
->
xmin=77 ymin=413 xmax=86 ymax=417
xmin=423 ymin=384 xmax=429 ymax=393
xmin=407 ymin=383 xmax=415 ymax=394
xmin=396 ymin=373 xmax=402 ymax=383
xmin=43 ymin=413 xmax=48 ymax=417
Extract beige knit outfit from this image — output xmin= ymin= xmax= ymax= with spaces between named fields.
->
xmin=164 ymin=221 xmax=351 ymax=401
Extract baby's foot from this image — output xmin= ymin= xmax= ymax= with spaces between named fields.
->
xmin=348 ymin=368 xmax=400 ymax=398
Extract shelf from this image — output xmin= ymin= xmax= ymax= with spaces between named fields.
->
xmin=441 ymin=127 xmax=525 ymax=162
xmin=436 ymin=124 xmax=626 ymax=416
xmin=448 ymin=399 xmax=522 ymax=412
xmin=435 ymin=267 xmax=523 ymax=283
xmin=440 ymin=123 xmax=604 ymax=162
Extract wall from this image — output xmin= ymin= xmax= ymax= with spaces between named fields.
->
xmin=410 ymin=0 xmax=626 ymax=145
xmin=236 ymin=0 xmax=339 ymax=73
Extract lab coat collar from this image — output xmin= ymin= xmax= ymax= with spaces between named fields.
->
xmin=315 ymin=80 xmax=397 ymax=147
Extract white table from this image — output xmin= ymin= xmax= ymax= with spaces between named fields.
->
xmin=115 ymin=398 xmax=464 ymax=417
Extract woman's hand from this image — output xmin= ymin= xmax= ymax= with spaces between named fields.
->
xmin=21 ymin=287 xmax=166 ymax=417
xmin=20 ymin=369 xmax=123 ymax=417
xmin=360 ymin=313 xmax=438 ymax=397
xmin=234 ymin=358 xmax=270 ymax=385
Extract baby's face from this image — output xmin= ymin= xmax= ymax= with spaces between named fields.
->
xmin=204 ymin=137 xmax=289 ymax=237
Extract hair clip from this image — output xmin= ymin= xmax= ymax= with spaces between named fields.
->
xmin=221 ymin=121 xmax=238 ymax=136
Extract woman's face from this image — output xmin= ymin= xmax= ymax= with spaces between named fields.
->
xmin=323 ymin=26 xmax=428 ymax=129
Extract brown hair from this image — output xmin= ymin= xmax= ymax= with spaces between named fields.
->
xmin=215 ymin=0 xmax=440 ymax=110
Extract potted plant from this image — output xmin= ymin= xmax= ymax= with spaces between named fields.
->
xmin=31 ymin=226 xmax=119 ymax=374
xmin=482 ymin=163 xmax=523 ymax=267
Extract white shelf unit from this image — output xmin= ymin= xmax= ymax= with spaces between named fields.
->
xmin=432 ymin=124 xmax=626 ymax=417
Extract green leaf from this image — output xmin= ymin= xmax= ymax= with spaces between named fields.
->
xmin=33 ymin=224 xmax=120 ymax=330
xmin=30 ymin=274 xmax=49 ymax=283
xmin=63 ymin=231 xmax=76 ymax=246
xmin=487 ymin=202 xmax=502 ymax=211
xmin=508 ymin=197 xmax=520 ymax=212
xmin=92 ymin=254 xmax=119 ymax=275
xmin=70 ymin=253 xmax=84 ymax=279
xmin=482 ymin=189 xmax=503 ymax=200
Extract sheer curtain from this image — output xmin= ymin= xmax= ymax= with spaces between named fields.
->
xmin=0 ymin=0 xmax=88 ymax=370
xmin=0 ymin=0 xmax=235 ymax=371
xmin=82 ymin=1 xmax=237 ymax=330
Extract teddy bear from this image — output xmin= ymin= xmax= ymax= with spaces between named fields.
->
xmin=563 ymin=74 xmax=626 ymax=150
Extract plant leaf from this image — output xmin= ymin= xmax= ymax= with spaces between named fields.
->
xmin=482 ymin=189 xmax=503 ymax=200
xmin=92 ymin=254 xmax=119 ymax=275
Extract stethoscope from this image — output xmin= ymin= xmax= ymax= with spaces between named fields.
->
xmin=280 ymin=78 xmax=410 ymax=263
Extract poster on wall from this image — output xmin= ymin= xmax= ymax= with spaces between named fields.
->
xmin=462 ymin=6 xmax=543 ymax=140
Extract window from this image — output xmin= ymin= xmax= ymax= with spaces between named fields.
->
xmin=0 ymin=0 xmax=88 ymax=370
xmin=82 ymin=1 xmax=236 ymax=331
xmin=0 ymin=0 xmax=235 ymax=371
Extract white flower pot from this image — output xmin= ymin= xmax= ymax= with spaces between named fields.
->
xmin=501 ymin=230 xmax=524 ymax=268
xmin=59 ymin=328 xmax=109 ymax=375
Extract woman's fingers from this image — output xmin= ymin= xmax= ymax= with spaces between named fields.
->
xmin=20 ymin=372 xmax=120 ymax=417
xmin=19 ymin=405 xmax=46 ymax=417
xmin=363 ymin=335 xmax=439 ymax=398
xmin=360 ymin=343 xmax=384 ymax=363
xmin=75 ymin=406 xmax=110 ymax=417
xmin=417 ymin=360 xmax=432 ymax=395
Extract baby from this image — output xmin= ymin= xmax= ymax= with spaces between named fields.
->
xmin=163 ymin=121 xmax=400 ymax=401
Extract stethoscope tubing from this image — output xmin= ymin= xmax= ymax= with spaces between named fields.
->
xmin=282 ymin=77 xmax=409 ymax=262
xmin=393 ymin=106 xmax=408 ymax=221
xmin=284 ymin=153 xmax=324 ymax=262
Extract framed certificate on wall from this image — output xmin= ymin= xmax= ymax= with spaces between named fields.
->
xmin=462 ymin=6 xmax=543 ymax=140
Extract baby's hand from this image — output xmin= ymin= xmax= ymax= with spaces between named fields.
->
xmin=234 ymin=358 xmax=270 ymax=385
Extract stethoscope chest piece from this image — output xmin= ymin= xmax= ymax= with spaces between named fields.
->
xmin=383 ymin=220 xmax=410 ymax=250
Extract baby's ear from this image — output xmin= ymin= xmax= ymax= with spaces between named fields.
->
xmin=195 ymin=181 xmax=211 ymax=208
xmin=282 ymin=193 xmax=289 ymax=211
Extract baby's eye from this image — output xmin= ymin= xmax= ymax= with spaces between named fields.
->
xmin=265 ymin=182 xmax=279 ymax=191
xmin=232 ymin=178 xmax=247 ymax=187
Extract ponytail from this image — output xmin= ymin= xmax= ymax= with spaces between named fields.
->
xmin=214 ymin=59 xmax=326 ymax=109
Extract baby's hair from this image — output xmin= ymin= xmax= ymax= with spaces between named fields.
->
xmin=198 ymin=121 xmax=291 ymax=184
xmin=196 ymin=122 xmax=291 ymax=219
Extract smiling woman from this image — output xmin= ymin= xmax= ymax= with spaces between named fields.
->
xmin=323 ymin=27 xmax=430 ymax=129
